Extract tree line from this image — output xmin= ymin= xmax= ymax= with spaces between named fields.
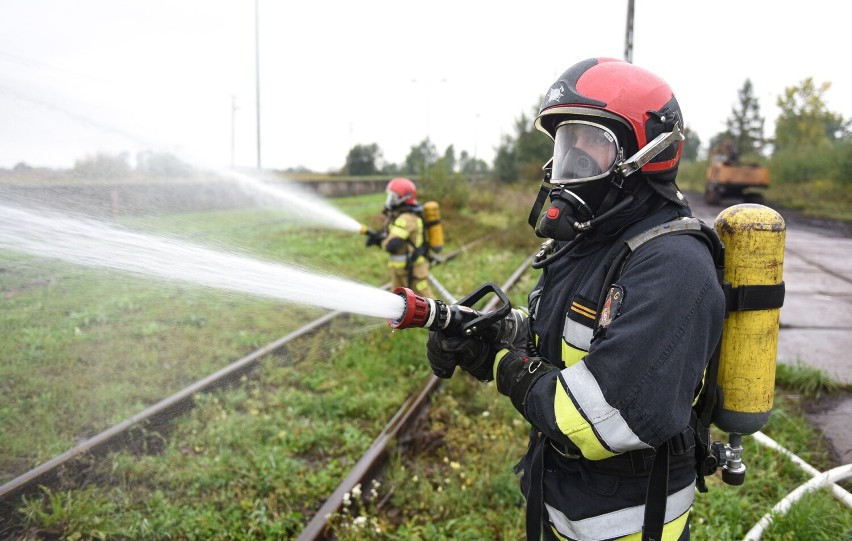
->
xmin=343 ymin=76 xmax=851 ymax=189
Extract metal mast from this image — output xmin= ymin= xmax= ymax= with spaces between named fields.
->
xmin=624 ymin=0 xmax=634 ymax=63
xmin=255 ymin=0 xmax=262 ymax=169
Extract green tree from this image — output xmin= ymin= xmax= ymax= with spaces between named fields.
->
xmin=774 ymin=78 xmax=848 ymax=152
xmin=422 ymin=156 xmax=469 ymax=209
xmin=381 ymin=162 xmax=401 ymax=176
xmin=344 ymin=143 xmax=382 ymax=175
xmin=492 ymin=104 xmax=551 ymax=183
xmin=442 ymin=145 xmax=456 ymax=173
xmin=403 ymin=138 xmax=438 ymax=176
xmin=682 ymin=124 xmax=701 ymax=162
xmin=136 ymin=151 xmax=192 ymax=177
xmin=724 ymin=79 xmax=765 ymax=158
xmin=493 ymin=134 xmax=518 ymax=183
xmin=73 ymin=152 xmax=131 ymax=179
xmin=458 ymin=150 xmax=488 ymax=177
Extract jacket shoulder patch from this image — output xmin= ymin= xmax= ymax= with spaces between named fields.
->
xmin=598 ymin=285 xmax=624 ymax=330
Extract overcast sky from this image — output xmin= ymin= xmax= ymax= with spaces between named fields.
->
xmin=1 ymin=0 xmax=849 ymax=173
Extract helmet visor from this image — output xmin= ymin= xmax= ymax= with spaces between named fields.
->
xmin=551 ymin=121 xmax=620 ymax=184
xmin=385 ymin=190 xmax=404 ymax=209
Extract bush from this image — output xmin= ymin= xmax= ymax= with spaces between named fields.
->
xmin=674 ymin=160 xmax=707 ymax=192
xmin=420 ymin=166 xmax=470 ymax=212
xmin=769 ymin=141 xmax=851 ymax=185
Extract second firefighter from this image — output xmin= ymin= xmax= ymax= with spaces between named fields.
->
xmin=365 ymin=177 xmax=435 ymax=299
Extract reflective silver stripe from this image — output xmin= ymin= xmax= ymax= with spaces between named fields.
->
xmin=389 ymin=254 xmax=408 ymax=262
xmin=625 ymin=217 xmax=700 ymax=251
xmin=562 ymin=318 xmax=593 ymax=350
xmin=562 ymin=361 xmax=651 ymax=452
xmin=546 ymin=481 xmax=695 ymax=540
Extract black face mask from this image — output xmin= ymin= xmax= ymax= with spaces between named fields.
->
xmin=529 ymin=181 xmax=638 ymax=270
xmin=534 ymin=186 xmax=594 ymax=241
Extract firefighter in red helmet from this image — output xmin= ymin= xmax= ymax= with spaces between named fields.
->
xmin=365 ymin=178 xmax=435 ymax=298
xmin=426 ymin=58 xmax=725 ymax=540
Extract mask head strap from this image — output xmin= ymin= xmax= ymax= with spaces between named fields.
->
xmin=528 ymin=160 xmax=554 ymax=230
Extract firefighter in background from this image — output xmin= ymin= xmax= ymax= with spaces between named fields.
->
xmin=426 ymin=58 xmax=726 ymax=540
xmin=365 ymin=178 xmax=435 ymax=298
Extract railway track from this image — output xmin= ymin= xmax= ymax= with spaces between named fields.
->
xmin=296 ymin=254 xmax=534 ymax=541
xmin=0 ymin=231 xmax=520 ymax=537
xmin=5 ymin=204 xmax=850 ymax=538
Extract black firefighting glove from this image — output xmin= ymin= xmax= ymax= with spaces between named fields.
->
xmin=365 ymin=229 xmax=386 ymax=247
xmin=426 ymin=332 xmax=497 ymax=380
xmin=426 ymin=308 xmax=530 ymax=382
xmin=495 ymin=350 xmax=558 ymax=416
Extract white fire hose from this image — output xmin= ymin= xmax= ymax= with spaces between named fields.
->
xmin=741 ymin=431 xmax=852 ymax=540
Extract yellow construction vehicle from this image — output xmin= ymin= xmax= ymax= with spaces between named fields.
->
xmin=704 ymin=144 xmax=770 ymax=205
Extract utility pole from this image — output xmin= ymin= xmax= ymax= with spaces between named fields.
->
xmin=255 ymin=0 xmax=262 ymax=170
xmin=473 ymin=113 xmax=480 ymax=181
xmin=624 ymin=0 xmax=634 ymax=63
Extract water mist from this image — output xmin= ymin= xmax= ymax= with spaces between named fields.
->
xmin=0 ymin=205 xmax=404 ymax=320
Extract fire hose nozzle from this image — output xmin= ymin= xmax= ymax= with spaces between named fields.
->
xmin=388 ymin=283 xmax=512 ymax=338
xmin=389 ymin=287 xmax=447 ymax=330
xmin=359 ymin=224 xmax=370 ymax=235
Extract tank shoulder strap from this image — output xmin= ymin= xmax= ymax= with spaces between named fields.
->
xmin=596 ymin=217 xmax=724 ymax=314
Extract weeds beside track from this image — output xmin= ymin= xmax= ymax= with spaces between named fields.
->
xmin=0 ymin=233 xmax=523 ymax=538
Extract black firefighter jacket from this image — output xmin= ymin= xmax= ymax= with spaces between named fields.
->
xmin=518 ymin=195 xmax=726 ymax=540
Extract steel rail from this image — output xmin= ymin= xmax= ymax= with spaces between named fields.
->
xmin=0 ymin=232 xmax=503 ymax=534
xmin=296 ymin=254 xmax=535 ymax=541
xmin=0 ymin=312 xmax=340 ymax=527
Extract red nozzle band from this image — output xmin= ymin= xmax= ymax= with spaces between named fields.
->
xmin=389 ymin=287 xmax=434 ymax=329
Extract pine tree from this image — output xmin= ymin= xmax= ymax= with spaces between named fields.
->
xmin=725 ymin=79 xmax=765 ymax=158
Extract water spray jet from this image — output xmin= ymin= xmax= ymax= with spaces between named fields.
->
xmin=217 ymin=170 xmax=364 ymax=233
xmin=0 ymin=205 xmax=403 ymax=320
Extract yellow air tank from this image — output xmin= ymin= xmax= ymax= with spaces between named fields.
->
xmin=713 ymin=204 xmax=786 ymax=435
xmin=423 ymin=201 xmax=444 ymax=254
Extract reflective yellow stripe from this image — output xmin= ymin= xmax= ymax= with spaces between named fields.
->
xmin=560 ymin=341 xmax=586 ymax=368
xmin=389 ymin=223 xmax=410 ymax=239
xmin=493 ymin=349 xmax=510 ymax=381
xmin=413 ymin=278 xmax=430 ymax=293
xmin=553 ymin=382 xmax=616 ymax=460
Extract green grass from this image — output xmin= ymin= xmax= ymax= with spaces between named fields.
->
xmin=322 ymin=373 xmax=850 ymax=541
xmin=763 ymin=179 xmax=852 ymax=222
xmin=0 ymin=202 xmax=388 ymax=480
xmin=5 ymin=187 xmax=848 ymax=540
xmin=676 ymin=159 xmax=852 ymax=223
xmin=776 ymin=361 xmax=845 ymax=399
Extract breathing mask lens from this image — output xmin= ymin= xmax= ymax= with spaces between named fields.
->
xmin=551 ymin=121 xmax=619 ymax=184
xmin=385 ymin=190 xmax=403 ymax=210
